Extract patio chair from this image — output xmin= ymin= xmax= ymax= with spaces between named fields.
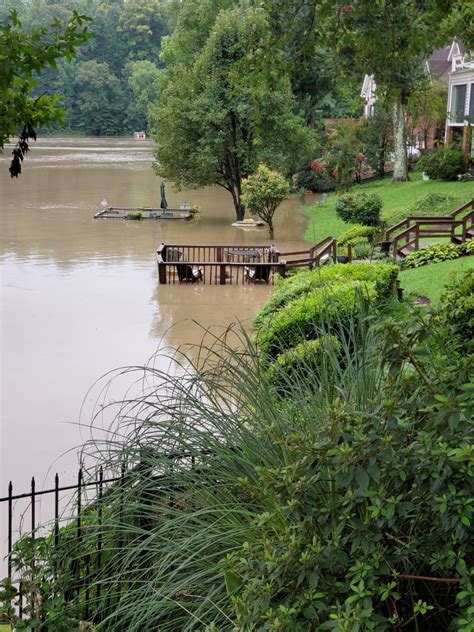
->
xmin=176 ymin=263 xmax=203 ymax=283
xmin=166 ymin=248 xmax=183 ymax=262
xmin=245 ymin=264 xmax=272 ymax=283
xmin=316 ymin=193 xmax=328 ymax=206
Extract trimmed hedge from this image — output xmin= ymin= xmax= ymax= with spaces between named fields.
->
xmin=255 ymin=263 xmax=399 ymax=328
xmin=338 ymin=226 xmax=378 ymax=247
xmin=255 ymin=263 xmax=399 ymax=359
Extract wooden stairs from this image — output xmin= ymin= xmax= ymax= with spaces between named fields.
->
xmin=382 ymin=198 xmax=474 ymax=258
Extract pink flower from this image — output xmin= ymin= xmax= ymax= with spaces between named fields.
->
xmin=357 ymin=153 xmax=366 ymax=163
xmin=311 ymin=160 xmax=324 ymax=174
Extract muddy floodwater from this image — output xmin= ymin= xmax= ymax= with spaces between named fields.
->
xmin=0 ymin=137 xmax=312 ymax=492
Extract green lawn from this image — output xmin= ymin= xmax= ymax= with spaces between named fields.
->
xmin=399 ymin=256 xmax=474 ymax=305
xmin=304 ymin=172 xmax=474 ymax=244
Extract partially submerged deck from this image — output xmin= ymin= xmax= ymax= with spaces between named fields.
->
xmin=94 ymin=207 xmax=192 ymax=221
xmin=156 ymin=238 xmax=337 ymax=285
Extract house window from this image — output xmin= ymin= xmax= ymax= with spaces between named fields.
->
xmin=451 ymin=84 xmax=467 ymax=123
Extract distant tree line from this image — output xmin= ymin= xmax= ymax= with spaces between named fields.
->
xmin=0 ymin=0 xmax=168 ymax=136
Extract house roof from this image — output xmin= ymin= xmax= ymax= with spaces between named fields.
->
xmin=427 ymin=39 xmax=465 ymax=81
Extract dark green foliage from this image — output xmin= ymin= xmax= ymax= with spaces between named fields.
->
xmin=255 ymin=263 xmax=399 ymax=359
xmin=435 ymin=269 xmax=474 ymax=354
xmin=402 ymin=243 xmax=460 ymax=269
xmin=417 ymin=146 xmax=465 ymax=181
xmin=294 ymin=162 xmax=335 ymax=193
xmin=335 ymin=192 xmax=383 ymax=227
xmin=0 ymin=8 xmax=91 ymax=174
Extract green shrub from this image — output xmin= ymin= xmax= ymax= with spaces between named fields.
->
xmin=435 ymin=269 xmax=474 ymax=354
xmin=417 ymin=146 xmax=464 ymax=180
xmin=335 ymin=192 xmax=383 ymax=226
xmin=354 ymin=241 xmax=374 ymax=259
xmin=402 ymin=244 xmax=460 ymax=269
xmin=255 ymin=263 xmax=399 ymax=358
xmin=7 ymin=301 xmax=474 ymax=630
xmin=254 ymin=263 xmax=399 ymax=329
xmin=295 ymin=163 xmax=335 ymax=193
xmin=338 ymin=225 xmax=378 ymax=246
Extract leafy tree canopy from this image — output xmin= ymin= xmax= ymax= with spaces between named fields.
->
xmin=0 ymin=8 xmax=91 ymax=176
xmin=151 ymin=4 xmax=314 ymax=219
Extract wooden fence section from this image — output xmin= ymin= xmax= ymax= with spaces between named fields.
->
xmin=384 ymin=198 xmax=474 ymax=257
xmin=156 ymin=237 xmax=337 ymax=285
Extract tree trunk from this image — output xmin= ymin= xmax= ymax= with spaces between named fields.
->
xmin=268 ymin=219 xmax=274 ymax=240
xmin=236 ymin=201 xmax=245 ymax=221
xmin=392 ymin=97 xmax=409 ymax=183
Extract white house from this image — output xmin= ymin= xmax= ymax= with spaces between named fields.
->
xmin=445 ymin=47 xmax=474 ymax=169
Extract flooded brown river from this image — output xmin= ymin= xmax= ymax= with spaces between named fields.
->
xmin=0 ymin=137 xmax=312 ymax=493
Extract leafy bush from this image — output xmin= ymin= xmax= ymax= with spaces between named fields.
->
xmin=338 ymin=225 xmax=378 ymax=246
xmin=353 ymin=241 xmax=374 ymax=259
xmin=255 ymin=263 xmax=399 ymax=358
xmin=417 ymin=146 xmax=464 ymax=180
xmin=254 ymin=263 xmax=399 ymax=329
xmin=402 ymin=243 xmax=460 ymax=269
xmin=295 ymin=162 xmax=335 ymax=193
xmin=335 ymin=192 xmax=383 ymax=226
xmin=435 ymin=269 xmax=474 ymax=354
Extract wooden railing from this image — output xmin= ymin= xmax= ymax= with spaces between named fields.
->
xmin=384 ymin=198 xmax=474 ymax=257
xmin=156 ymin=237 xmax=337 ymax=285
xmin=279 ymin=236 xmax=337 ymax=268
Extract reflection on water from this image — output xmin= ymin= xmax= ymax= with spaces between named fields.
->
xmin=0 ymin=136 xmax=312 ymax=494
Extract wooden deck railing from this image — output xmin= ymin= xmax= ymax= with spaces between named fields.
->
xmin=156 ymin=237 xmax=337 ymax=285
xmin=384 ymin=198 xmax=474 ymax=257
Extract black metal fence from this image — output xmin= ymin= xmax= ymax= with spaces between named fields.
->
xmin=1 ymin=454 xmax=197 ymax=626
xmin=1 ymin=467 xmax=119 ymax=623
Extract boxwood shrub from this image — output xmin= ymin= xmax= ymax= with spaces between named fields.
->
xmin=338 ymin=226 xmax=378 ymax=246
xmin=255 ymin=263 xmax=399 ymax=359
xmin=255 ymin=263 xmax=399 ymax=329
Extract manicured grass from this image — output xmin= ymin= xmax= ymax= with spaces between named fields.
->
xmin=399 ymin=256 xmax=474 ymax=305
xmin=304 ymin=172 xmax=474 ymax=244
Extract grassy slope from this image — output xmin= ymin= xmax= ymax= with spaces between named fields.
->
xmin=399 ymin=256 xmax=474 ymax=305
xmin=304 ymin=172 xmax=474 ymax=244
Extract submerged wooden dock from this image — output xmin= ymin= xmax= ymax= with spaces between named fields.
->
xmin=94 ymin=207 xmax=193 ymax=221
xmin=156 ymin=238 xmax=337 ymax=285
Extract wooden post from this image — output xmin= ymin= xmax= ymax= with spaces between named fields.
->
xmin=158 ymin=262 xmax=167 ymax=284
xmin=217 ymin=247 xmax=226 ymax=284
xmin=332 ymin=239 xmax=337 ymax=262
xmin=348 ymin=244 xmax=353 ymax=262
xmin=415 ymin=225 xmax=419 ymax=251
